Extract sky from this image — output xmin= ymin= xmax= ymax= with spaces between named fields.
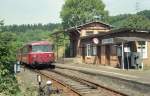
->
xmin=0 ymin=0 xmax=150 ymax=25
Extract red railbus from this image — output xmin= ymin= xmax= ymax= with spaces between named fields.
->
xmin=17 ymin=41 xmax=55 ymax=67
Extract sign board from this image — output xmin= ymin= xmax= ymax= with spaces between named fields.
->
xmin=102 ymin=38 xmax=114 ymax=44
xmin=93 ymin=38 xmax=99 ymax=44
xmin=124 ymin=47 xmax=131 ymax=52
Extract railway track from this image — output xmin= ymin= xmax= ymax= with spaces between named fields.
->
xmin=35 ymin=68 xmax=128 ymax=96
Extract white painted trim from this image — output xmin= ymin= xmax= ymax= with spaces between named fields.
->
xmin=86 ymin=44 xmax=91 ymax=56
xmin=137 ymin=41 xmax=147 ymax=59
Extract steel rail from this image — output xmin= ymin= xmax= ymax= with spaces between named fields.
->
xmin=34 ymin=69 xmax=82 ymax=96
xmin=51 ymin=69 xmax=129 ymax=96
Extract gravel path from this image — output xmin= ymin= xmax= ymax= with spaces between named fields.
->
xmin=16 ymin=67 xmax=62 ymax=96
xmin=16 ymin=67 xmax=39 ymax=96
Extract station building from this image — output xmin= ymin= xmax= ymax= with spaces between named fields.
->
xmin=66 ymin=21 xmax=150 ymax=69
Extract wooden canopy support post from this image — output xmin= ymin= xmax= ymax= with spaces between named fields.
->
xmin=63 ymin=32 xmax=66 ymax=64
xmin=141 ymin=44 xmax=144 ymax=69
xmin=55 ymin=34 xmax=59 ymax=61
xmin=121 ymin=42 xmax=124 ymax=70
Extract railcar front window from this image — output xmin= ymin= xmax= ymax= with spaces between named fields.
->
xmin=32 ymin=45 xmax=51 ymax=52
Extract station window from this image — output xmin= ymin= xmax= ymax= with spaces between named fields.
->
xmin=86 ymin=44 xmax=91 ymax=56
xmin=137 ymin=41 xmax=147 ymax=58
xmin=92 ymin=45 xmax=97 ymax=56
xmin=86 ymin=31 xmax=93 ymax=36
xmin=86 ymin=44 xmax=97 ymax=56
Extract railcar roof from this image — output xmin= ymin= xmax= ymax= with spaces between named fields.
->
xmin=28 ymin=41 xmax=50 ymax=45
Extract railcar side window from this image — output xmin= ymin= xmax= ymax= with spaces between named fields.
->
xmin=32 ymin=45 xmax=51 ymax=52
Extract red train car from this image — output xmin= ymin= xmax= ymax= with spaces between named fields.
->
xmin=17 ymin=41 xmax=55 ymax=67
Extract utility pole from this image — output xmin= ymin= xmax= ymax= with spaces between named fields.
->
xmin=56 ymin=34 xmax=58 ymax=60
xmin=135 ymin=1 xmax=140 ymax=13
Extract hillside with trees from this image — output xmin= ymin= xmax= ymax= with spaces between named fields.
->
xmin=2 ymin=23 xmax=61 ymax=46
xmin=108 ymin=10 xmax=150 ymax=29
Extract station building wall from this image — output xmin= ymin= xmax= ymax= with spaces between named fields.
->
xmin=80 ymin=40 xmax=150 ymax=69
xmin=142 ymin=41 xmax=150 ymax=68
xmin=81 ymin=43 xmax=119 ymax=68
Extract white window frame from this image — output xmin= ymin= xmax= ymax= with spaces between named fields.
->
xmin=86 ymin=44 xmax=97 ymax=56
xmin=137 ymin=41 xmax=148 ymax=59
xmin=86 ymin=44 xmax=91 ymax=56
xmin=92 ymin=45 xmax=97 ymax=56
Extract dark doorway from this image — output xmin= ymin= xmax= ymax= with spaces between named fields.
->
xmin=105 ymin=45 xmax=110 ymax=65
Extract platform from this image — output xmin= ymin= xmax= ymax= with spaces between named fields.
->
xmin=55 ymin=63 xmax=150 ymax=85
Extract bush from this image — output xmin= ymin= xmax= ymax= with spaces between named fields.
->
xmin=0 ymin=32 xmax=20 ymax=95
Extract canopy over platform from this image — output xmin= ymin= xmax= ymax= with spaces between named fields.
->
xmin=81 ymin=28 xmax=150 ymax=44
xmin=116 ymin=37 xmax=150 ymax=42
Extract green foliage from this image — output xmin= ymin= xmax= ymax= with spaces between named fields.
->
xmin=118 ymin=15 xmax=150 ymax=29
xmin=2 ymin=23 xmax=61 ymax=32
xmin=0 ymin=32 xmax=20 ymax=95
xmin=108 ymin=14 xmax=131 ymax=26
xmin=16 ymin=30 xmax=50 ymax=43
xmin=137 ymin=10 xmax=150 ymax=20
xmin=2 ymin=23 xmax=61 ymax=45
xmin=108 ymin=10 xmax=150 ymax=30
xmin=0 ymin=75 xmax=19 ymax=96
xmin=60 ymin=0 xmax=108 ymax=28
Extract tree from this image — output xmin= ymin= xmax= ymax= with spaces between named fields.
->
xmin=60 ymin=0 xmax=108 ymax=28
xmin=0 ymin=32 xmax=19 ymax=95
xmin=119 ymin=15 xmax=150 ymax=29
xmin=108 ymin=14 xmax=131 ymax=26
xmin=137 ymin=10 xmax=150 ymax=20
xmin=0 ymin=20 xmax=19 ymax=95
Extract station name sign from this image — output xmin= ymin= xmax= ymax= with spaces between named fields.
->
xmin=102 ymin=38 xmax=114 ymax=44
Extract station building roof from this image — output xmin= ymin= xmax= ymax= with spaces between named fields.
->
xmin=50 ymin=21 xmax=113 ymax=36
xmin=66 ymin=21 xmax=113 ymax=33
